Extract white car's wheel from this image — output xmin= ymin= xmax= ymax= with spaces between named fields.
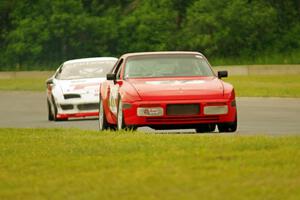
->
xmin=50 ymin=96 xmax=67 ymax=122
xmin=52 ymin=103 xmax=61 ymax=121
xmin=47 ymin=100 xmax=54 ymax=121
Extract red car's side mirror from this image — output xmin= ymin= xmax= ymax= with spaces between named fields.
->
xmin=218 ymin=71 xmax=228 ymax=79
xmin=106 ymin=73 xmax=116 ymax=81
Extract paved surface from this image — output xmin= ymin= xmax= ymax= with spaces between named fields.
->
xmin=0 ymin=91 xmax=299 ymax=134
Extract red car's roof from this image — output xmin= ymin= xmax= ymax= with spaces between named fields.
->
xmin=121 ymin=51 xmax=204 ymax=58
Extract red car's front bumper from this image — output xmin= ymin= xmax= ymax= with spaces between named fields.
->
xmin=122 ymin=99 xmax=236 ymax=126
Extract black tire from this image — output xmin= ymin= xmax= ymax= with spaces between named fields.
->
xmin=218 ymin=114 xmax=237 ymax=132
xmin=195 ymin=124 xmax=216 ymax=133
xmin=50 ymin=96 xmax=59 ymax=121
xmin=51 ymin=97 xmax=67 ymax=122
xmin=52 ymin=103 xmax=60 ymax=121
xmin=129 ymin=126 xmax=138 ymax=131
xmin=98 ymin=97 xmax=110 ymax=130
xmin=47 ymin=99 xmax=54 ymax=121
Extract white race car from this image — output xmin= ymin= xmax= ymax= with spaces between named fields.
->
xmin=46 ymin=57 xmax=117 ymax=121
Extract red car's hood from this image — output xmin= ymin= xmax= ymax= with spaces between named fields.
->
xmin=128 ymin=77 xmax=224 ymax=101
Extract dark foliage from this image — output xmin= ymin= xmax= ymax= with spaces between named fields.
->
xmin=1 ymin=0 xmax=300 ymax=70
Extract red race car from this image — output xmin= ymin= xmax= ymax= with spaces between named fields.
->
xmin=99 ymin=52 xmax=237 ymax=133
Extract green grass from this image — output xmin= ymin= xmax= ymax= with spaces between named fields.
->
xmin=226 ymin=75 xmax=300 ymax=97
xmin=0 ymin=128 xmax=300 ymax=200
xmin=0 ymin=74 xmax=300 ymax=97
xmin=0 ymin=78 xmax=46 ymax=91
xmin=211 ymin=51 xmax=300 ymax=66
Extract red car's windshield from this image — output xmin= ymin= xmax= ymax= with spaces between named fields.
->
xmin=124 ymin=55 xmax=214 ymax=79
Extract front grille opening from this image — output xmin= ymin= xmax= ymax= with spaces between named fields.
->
xmin=77 ymin=103 xmax=98 ymax=111
xmin=64 ymin=94 xmax=81 ymax=99
xmin=146 ymin=116 xmax=219 ymax=123
xmin=61 ymin=104 xmax=74 ymax=110
xmin=167 ymin=104 xmax=200 ymax=116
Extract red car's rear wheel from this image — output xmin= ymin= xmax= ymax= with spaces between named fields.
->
xmin=195 ymin=124 xmax=216 ymax=133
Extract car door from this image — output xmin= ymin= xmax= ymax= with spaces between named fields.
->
xmin=107 ymin=58 xmax=124 ymax=117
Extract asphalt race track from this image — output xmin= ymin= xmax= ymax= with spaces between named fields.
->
xmin=0 ymin=91 xmax=299 ymax=134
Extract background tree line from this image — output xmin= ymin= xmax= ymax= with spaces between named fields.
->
xmin=1 ymin=0 xmax=300 ymax=70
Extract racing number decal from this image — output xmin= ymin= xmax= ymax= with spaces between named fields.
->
xmin=109 ymin=84 xmax=119 ymax=116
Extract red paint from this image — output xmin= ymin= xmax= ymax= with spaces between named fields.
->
xmin=56 ymin=112 xmax=98 ymax=119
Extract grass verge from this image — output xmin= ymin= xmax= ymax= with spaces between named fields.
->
xmin=0 ymin=78 xmax=46 ymax=91
xmin=1 ymin=74 xmax=300 ymax=97
xmin=211 ymin=51 xmax=300 ymax=66
xmin=0 ymin=128 xmax=299 ymax=200
xmin=226 ymin=75 xmax=300 ymax=97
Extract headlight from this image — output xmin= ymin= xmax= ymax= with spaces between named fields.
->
xmin=137 ymin=107 xmax=164 ymax=117
xmin=204 ymin=105 xmax=228 ymax=115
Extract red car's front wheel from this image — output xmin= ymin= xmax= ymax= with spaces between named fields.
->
xmin=117 ymin=99 xmax=126 ymax=130
xmin=195 ymin=124 xmax=216 ymax=133
xmin=99 ymin=98 xmax=108 ymax=130
xmin=117 ymin=98 xmax=137 ymax=131
xmin=218 ymin=114 xmax=237 ymax=132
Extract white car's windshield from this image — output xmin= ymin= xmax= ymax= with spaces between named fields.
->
xmin=124 ymin=55 xmax=214 ymax=79
xmin=57 ymin=60 xmax=116 ymax=80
